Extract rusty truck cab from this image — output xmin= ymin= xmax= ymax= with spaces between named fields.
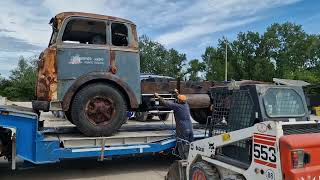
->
xmin=33 ymin=12 xmax=141 ymax=112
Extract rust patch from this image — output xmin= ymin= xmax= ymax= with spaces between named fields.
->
xmin=55 ymin=12 xmax=136 ymax=30
xmin=85 ymin=96 xmax=116 ymax=125
xmin=109 ymin=50 xmax=117 ymax=74
xmin=129 ymin=24 xmax=139 ymax=50
xmin=36 ymin=47 xmax=57 ymax=101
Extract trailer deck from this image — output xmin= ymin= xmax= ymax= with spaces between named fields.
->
xmin=0 ymin=106 xmax=205 ymax=170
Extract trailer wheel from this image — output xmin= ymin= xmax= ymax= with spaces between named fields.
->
xmin=190 ymin=108 xmax=210 ymax=124
xmin=190 ymin=161 xmax=219 ymax=180
xmin=158 ymin=113 xmax=169 ymax=121
xmin=135 ymin=112 xmax=148 ymax=122
xmin=71 ymin=83 xmax=127 ymax=136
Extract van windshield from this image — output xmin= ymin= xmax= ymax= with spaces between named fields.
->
xmin=263 ymin=88 xmax=305 ymax=117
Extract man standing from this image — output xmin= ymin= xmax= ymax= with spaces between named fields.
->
xmin=154 ymin=89 xmax=193 ymax=159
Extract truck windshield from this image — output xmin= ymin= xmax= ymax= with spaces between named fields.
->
xmin=263 ymin=88 xmax=305 ymax=117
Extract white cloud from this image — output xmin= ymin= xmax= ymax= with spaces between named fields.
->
xmin=154 ymin=0 xmax=302 ymax=45
xmin=0 ymin=0 xmax=302 ymax=48
xmin=0 ymin=0 xmax=303 ymax=77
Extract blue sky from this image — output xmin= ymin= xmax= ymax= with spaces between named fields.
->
xmin=0 ymin=0 xmax=319 ymax=77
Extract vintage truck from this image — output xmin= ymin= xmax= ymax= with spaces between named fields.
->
xmin=32 ymin=12 xmax=212 ymax=136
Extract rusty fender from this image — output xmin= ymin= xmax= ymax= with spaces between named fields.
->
xmin=62 ymin=72 xmax=139 ymax=111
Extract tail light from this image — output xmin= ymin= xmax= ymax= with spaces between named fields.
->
xmin=291 ymin=150 xmax=310 ymax=169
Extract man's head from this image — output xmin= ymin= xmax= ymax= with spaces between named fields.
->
xmin=177 ymin=95 xmax=187 ymax=104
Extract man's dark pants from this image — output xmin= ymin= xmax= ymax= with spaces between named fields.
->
xmin=177 ymin=129 xmax=193 ymax=159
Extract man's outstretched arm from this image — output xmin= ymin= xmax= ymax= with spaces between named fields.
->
xmin=154 ymin=92 xmax=178 ymax=110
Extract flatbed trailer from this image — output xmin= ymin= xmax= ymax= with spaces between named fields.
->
xmin=0 ymin=106 xmax=205 ymax=170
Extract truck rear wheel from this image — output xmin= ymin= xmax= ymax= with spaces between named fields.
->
xmin=190 ymin=108 xmax=210 ymax=124
xmin=158 ymin=113 xmax=169 ymax=121
xmin=71 ymin=83 xmax=127 ymax=136
xmin=189 ymin=161 xmax=219 ymax=180
xmin=135 ymin=112 xmax=148 ymax=122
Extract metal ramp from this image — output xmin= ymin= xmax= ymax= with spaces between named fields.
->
xmin=45 ymin=129 xmax=205 ymax=148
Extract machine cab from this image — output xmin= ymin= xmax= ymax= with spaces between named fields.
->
xmin=208 ymin=84 xmax=309 ymax=169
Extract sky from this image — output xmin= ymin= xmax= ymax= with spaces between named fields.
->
xmin=0 ymin=0 xmax=319 ymax=77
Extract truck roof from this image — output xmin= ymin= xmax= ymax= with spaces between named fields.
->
xmin=55 ymin=12 xmax=136 ymax=25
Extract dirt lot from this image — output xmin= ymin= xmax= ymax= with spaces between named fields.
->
xmin=0 ymin=155 xmax=175 ymax=180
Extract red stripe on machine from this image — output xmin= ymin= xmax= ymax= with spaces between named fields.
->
xmin=254 ymin=133 xmax=276 ymax=138
xmin=254 ymin=159 xmax=277 ymax=168
xmin=253 ymin=139 xmax=275 ymax=146
xmin=254 ymin=135 xmax=276 ymax=141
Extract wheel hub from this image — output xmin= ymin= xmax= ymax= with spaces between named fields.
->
xmin=85 ymin=96 xmax=115 ymax=125
xmin=192 ymin=169 xmax=206 ymax=180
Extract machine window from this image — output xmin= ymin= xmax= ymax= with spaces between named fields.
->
xmin=62 ymin=19 xmax=106 ymax=45
xmin=111 ymin=23 xmax=128 ymax=46
xmin=263 ymin=88 xmax=305 ymax=117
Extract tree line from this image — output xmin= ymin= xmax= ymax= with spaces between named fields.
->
xmin=140 ymin=22 xmax=320 ymax=83
xmin=0 ymin=22 xmax=319 ymax=101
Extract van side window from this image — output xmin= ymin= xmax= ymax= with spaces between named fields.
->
xmin=62 ymin=19 xmax=106 ymax=45
xmin=111 ymin=23 xmax=128 ymax=46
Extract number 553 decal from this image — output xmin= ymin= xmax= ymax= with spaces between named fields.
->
xmin=253 ymin=133 xmax=277 ymax=168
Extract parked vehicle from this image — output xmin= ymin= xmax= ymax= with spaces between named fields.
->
xmin=32 ymin=12 xmax=212 ymax=136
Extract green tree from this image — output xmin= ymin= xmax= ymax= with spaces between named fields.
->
xmin=0 ymin=56 xmax=37 ymax=101
xmin=231 ymin=32 xmax=261 ymax=80
xmin=139 ymin=35 xmax=167 ymax=75
xmin=202 ymin=46 xmax=225 ymax=81
xmin=186 ymin=59 xmax=205 ymax=81
xmin=139 ymin=35 xmax=186 ymax=78
xmin=262 ymin=22 xmax=312 ymax=80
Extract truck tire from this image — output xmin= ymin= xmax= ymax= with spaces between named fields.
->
xmin=147 ymin=114 xmax=154 ymax=120
xmin=158 ymin=113 xmax=169 ymax=121
xmin=189 ymin=161 xmax=219 ymax=180
xmin=65 ymin=111 xmax=74 ymax=124
xmin=71 ymin=83 xmax=127 ymax=136
xmin=135 ymin=112 xmax=148 ymax=122
xmin=190 ymin=108 xmax=210 ymax=124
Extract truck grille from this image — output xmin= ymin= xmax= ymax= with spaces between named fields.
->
xmin=282 ymin=124 xmax=320 ymax=135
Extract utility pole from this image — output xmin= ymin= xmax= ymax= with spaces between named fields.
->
xmin=225 ymin=40 xmax=228 ymax=82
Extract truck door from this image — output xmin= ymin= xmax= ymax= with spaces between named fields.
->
xmin=56 ymin=18 xmax=110 ymax=100
xmin=109 ymin=22 xmax=141 ymax=104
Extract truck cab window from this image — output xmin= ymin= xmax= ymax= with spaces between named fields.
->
xmin=62 ymin=19 xmax=106 ymax=45
xmin=111 ymin=23 xmax=128 ymax=46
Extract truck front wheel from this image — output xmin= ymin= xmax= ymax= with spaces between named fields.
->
xmin=71 ymin=83 xmax=127 ymax=136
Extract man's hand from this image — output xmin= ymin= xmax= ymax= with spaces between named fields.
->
xmin=154 ymin=92 xmax=160 ymax=98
